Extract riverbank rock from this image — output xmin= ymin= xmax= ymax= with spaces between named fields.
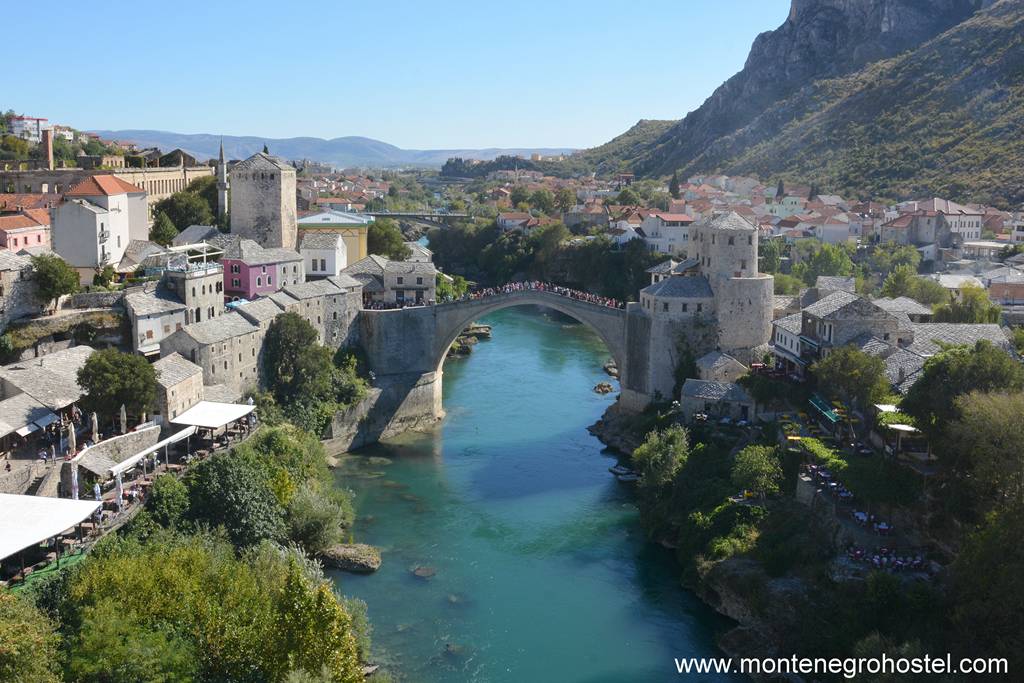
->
xmin=603 ymin=359 xmax=619 ymax=378
xmin=446 ymin=322 xmax=493 ymax=359
xmin=588 ymin=401 xmax=644 ymax=454
xmin=319 ymin=544 xmax=382 ymax=573
xmin=412 ymin=565 xmax=436 ymax=578
xmin=594 ymin=382 xmax=614 ymax=394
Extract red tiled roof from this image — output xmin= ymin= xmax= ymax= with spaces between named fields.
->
xmin=0 ymin=214 xmax=42 ymax=230
xmin=65 ymin=175 xmax=143 ymax=197
xmin=23 ymin=208 xmax=50 ymax=226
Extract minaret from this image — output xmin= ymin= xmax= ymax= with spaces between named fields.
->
xmin=216 ymin=138 xmax=229 ymax=221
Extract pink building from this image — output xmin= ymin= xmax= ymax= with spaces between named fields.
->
xmin=0 ymin=209 xmax=51 ymax=252
xmin=220 ymin=236 xmax=304 ymax=301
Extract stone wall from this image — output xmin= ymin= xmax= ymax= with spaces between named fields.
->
xmin=0 ymin=462 xmax=37 ymax=494
xmin=63 ymin=291 xmax=125 ymax=310
xmin=62 ymin=425 xmax=162 ymax=493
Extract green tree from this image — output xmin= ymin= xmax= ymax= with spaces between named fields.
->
xmin=92 ymin=264 xmax=116 ymax=288
xmin=270 ymin=560 xmax=362 ymax=683
xmin=149 ymin=210 xmax=179 ymax=246
xmin=554 ymin=187 xmax=576 ymax=213
xmin=528 ymin=189 xmax=555 ymax=215
xmin=187 ymin=450 xmax=286 ymax=547
xmin=732 ymin=445 xmax=782 ymax=498
xmin=1011 ymin=326 xmax=1024 ymax=355
xmin=616 ymin=186 xmax=641 ymax=206
xmin=951 ymin=505 xmax=1024 ymax=671
xmin=77 ymin=348 xmax=158 ymax=418
xmin=631 ymin=425 xmax=691 ymax=533
xmin=146 ymin=474 xmax=190 ymax=528
xmin=879 ymin=264 xmax=917 ymax=298
xmin=528 ymin=222 xmax=570 ymax=279
xmin=0 ymin=592 xmax=60 ymax=683
xmin=669 ymin=171 xmax=680 ymax=199
xmin=759 ymin=237 xmax=782 ymax=273
xmin=367 ymin=218 xmax=411 ymax=260
xmin=435 ymin=273 xmax=468 ymax=301
xmin=804 ymin=242 xmax=855 ymax=284
xmin=945 ymin=392 xmax=1024 ymax=509
xmin=30 ymin=253 xmax=79 ymax=307
xmin=509 ymin=185 xmax=530 ymax=207
xmin=286 ymin=485 xmax=352 ymax=554
xmin=68 ymin=600 xmax=197 ymax=683
xmin=870 ymin=242 xmax=921 ymax=275
xmin=932 ymin=284 xmax=1002 ymax=323
xmin=153 ymin=190 xmax=214 ymax=230
xmin=773 ymin=273 xmax=802 ymax=295
xmin=263 ymin=313 xmax=323 ymax=399
xmin=811 ymin=346 xmax=889 ymax=436
xmin=902 ymin=340 xmax=1024 ymax=436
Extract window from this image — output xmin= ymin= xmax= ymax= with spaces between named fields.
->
xmin=748 ymin=236 xmax=753 ymax=245
xmin=741 ymin=260 xmax=747 ymax=270
xmin=682 ymin=303 xmax=688 ymax=312
xmin=256 ymin=276 xmax=262 ymax=286
xmin=117 ymin=235 xmax=121 ymax=248
xmin=231 ymin=264 xmax=240 ymax=274
xmin=268 ymin=275 xmax=272 ymax=285
xmin=261 ymin=265 xmax=267 ymax=273
xmin=232 ymin=278 xmax=241 ymax=288
xmin=728 ymin=236 xmax=734 ymax=245
xmin=416 ymin=277 xmax=423 ymax=285
xmin=201 ymin=284 xmax=206 ymax=295
xmin=293 ymin=265 xmax=297 ymax=273
xmin=192 ymin=287 xmax=196 ymax=297
xmin=333 ymin=311 xmax=337 ymax=320
xmin=311 ymin=258 xmax=317 ymax=271
xmin=397 ymin=277 xmax=404 ymax=284
xmin=712 ymin=234 xmax=716 ymax=244
xmin=145 ymin=330 xmax=153 ymax=339
xmin=320 ymin=259 xmax=326 ymax=271
xmin=696 ymin=303 xmax=703 ymax=312
xmin=163 ymin=325 xmax=170 ymax=333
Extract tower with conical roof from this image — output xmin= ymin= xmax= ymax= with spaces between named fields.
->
xmin=216 ymin=139 xmax=229 ymax=221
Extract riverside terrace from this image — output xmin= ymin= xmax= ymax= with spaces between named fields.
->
xmin=0 ymin=400 xmax=257 ymax=589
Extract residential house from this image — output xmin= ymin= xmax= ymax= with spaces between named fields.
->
xmin=640 ymin=212 xmax=694 ymax=256
xmin=296 ymin=209 xmax=370 ymax=266
xmin=680 ymin=379 xmax=756 ymax=423
xmin=798 ymin=291 xmax=902 ymax=364
xmin=300 ymin=232 xmax=347 ymax=279
xmin=696 ymin=351 xmax=747 ymax=383
xmin=152 ymin=353 xmax=204 ymax=421
xmin=52 ymin=175 xmax=148 ymax=283
xmin=497 ymin=212 xmax=538 ymax=233
xmin=342 ymin=255 xmax=436 ymax=305
xmin=159 ymin=311 xmax=262 ymax=397
xmin=217 ymin=236 xmax=304 ymax=301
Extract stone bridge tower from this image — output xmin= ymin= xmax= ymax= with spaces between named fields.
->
xmin=229 ymin=151 xmax=297 ymax=249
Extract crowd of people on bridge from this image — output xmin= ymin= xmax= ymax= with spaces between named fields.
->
xmin=455 ymin=282 xmax=624 ymax=309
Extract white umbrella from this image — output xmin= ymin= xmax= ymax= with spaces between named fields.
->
xmin=119 ymin=404 xmax=127 ymax=435
xmin=91 ymin=412 xmax=99 ymax=442
xmin=93 ymin=481 xmax=101 ymax=501
xmin=67 ymin=424 xmax=76 ymax=455
xmin=70 ymin=463 xmax=79 ymax=500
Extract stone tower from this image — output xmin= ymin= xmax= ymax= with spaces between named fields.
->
xmin=689 ymin=211 xmax=773 ymax=361
xmin=229 ymin=151 xmax=297 ymax=250
xmin=216 ymin=139 xmax=229 ymax=221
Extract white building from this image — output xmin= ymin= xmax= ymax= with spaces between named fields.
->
xmin=8 ymin=116 xmax=49 ymax=143
xmin=52 ymin=176 xmax=148 ymax=283
xmin=640 ymin=212 xmax=694 ymax=256
xmin=300 ymin=232 xmax=347 ymax=279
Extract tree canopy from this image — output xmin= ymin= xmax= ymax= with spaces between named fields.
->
xmin=732 ymin=445 xmax=783 ymax=498
xmin=31 ymin=253 xmax=80 ymax=306
xmin=367 ymin=218 xmax=411 ymax=261
xmin=77 ymin=348 xmax=158 ymax=418
xmin=932 ymin=284 xmax=1002 ymax=323
xmin=149 ymin=211 xmax=179 ymax=246
xmin=811 ymin=346 xmax=889 ymax=423
xmin=902 ymin=340 xmax=1024 ymax=435
xmin=153 ymin=189 xmax=214 ymax=231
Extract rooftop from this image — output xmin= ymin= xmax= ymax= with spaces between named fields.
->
xmin=641 ymin=274 xmax=714 ymax=299
xmin=65 ymin=175 xmax=143 ymax=197
xmin=802 ymin=290 xmax=862 ymax=319
xmin=906 ymin=323 xmax=1011 ymax=357
xmin=681 ymin=378 xmax=752 ymax=403
xmin=231 ymin=151 xmax=294 ymax=173
xmin=153 ymin=353 xmax=203 ymax=387
xmin=178 ymin=311 xmax=258 ymax=345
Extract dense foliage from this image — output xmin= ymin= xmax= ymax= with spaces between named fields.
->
xmin=77 ymin=348 xmax=158 ymax=419
xmin=31 ymin=254 xmax=80 ymax=307
xmin=367 ymin=218 xmax=411 ymax=261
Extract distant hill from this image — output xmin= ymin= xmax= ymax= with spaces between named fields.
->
xmin=573 ymin=0 xmax=1024 ymax=206
xmin=88 ymin=130 xmax=575 ymax=170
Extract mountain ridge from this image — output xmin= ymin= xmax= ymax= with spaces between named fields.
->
xmin=88 ymin=129 xmax=576 ymax=169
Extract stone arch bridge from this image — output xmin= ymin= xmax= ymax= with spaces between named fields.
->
xmin=339 ymin=290 xmax=642 ymax=450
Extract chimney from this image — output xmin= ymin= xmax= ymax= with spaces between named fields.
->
xmin=42 ymin=128 xmax=54 ymax=170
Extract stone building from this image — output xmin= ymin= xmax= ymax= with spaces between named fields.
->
xmin=696 ymin=350 xmax=747 ymax=383
xmin=0 ymin=251 xmax=39 ymax=331
xmin=296 ymin=210 xmax=369 ymax=265
xmin=342 ymin=255 xmax=437 ymax=306
xmin=153 ymin=353 xmax=204 ymax=421
xmin=217 ymin=236 xmax=304 ymax=301
xmin=159 ymin=311 xmax=262 ymax=397
xmin=300 ymin=232 xmax=347 ymax=278
xmin=229 ymin=152 xmax=297 ymax=249
xmin=680 ymin=379 xmax=756 ymax=423
xmin=629 ymin=212 xmax=773 ymax=403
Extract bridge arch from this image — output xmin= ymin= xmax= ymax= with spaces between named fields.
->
xmin=430 ymin=291 xmax=629 ymax=379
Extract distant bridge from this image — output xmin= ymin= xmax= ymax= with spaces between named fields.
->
xmin=363 ymin=211 xmax=469 ymax=228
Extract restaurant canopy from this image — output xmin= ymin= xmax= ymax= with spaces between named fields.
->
xmin=170 ymin=401 xmax=254 ymax=430
xmin=809 ymin=394 xmax=840 ymax=424
xmin=107 ymin=426 xmax=196 ymax=479
xmin=0 ymin=493 xmax=100 ymax=561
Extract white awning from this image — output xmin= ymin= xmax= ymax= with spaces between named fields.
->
xmin=15 ymin=423 xmax=39 ymax=437
xmin=0 ymin=493 xmax=100 ymax=561
xmin=107 ymin=426 xmax=197 ymax=478
xmin=170 ymin=401 xmax=255 ymax=430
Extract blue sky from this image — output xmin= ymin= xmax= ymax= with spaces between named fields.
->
xmin=9 ymin=0 xmax=790 ymax=149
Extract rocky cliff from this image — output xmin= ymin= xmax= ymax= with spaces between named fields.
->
xmin=634 ymin=0 xmax=987 ymax=178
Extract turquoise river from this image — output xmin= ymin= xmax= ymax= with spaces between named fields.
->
xmin=330 ymin=307 xmax=741 ymax=682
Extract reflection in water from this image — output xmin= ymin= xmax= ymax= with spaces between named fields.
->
xmin=332 ymin=307 xmax=739 ymax=683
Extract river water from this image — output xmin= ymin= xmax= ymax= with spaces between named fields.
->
xmin=331 ymin=307 xmax=739 ymax=682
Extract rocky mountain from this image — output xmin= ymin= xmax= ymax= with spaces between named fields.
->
xmin=578 ymin=0 xmax=1024 ymax=205
xmin=88 ymin=129 xmax=575 ymax=169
